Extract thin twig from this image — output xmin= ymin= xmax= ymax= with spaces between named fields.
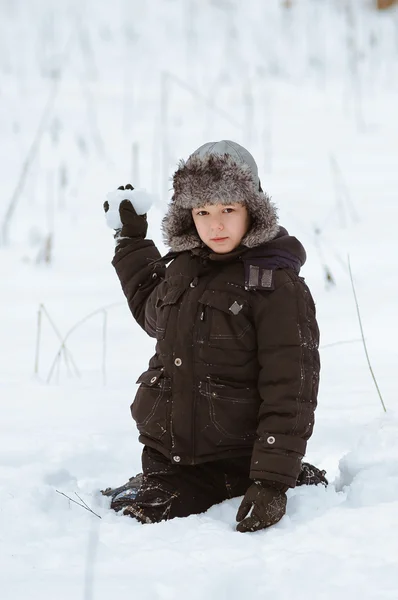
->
xmin=285 ymin=210 xmax=348 ymax=278
xmin=162 ymin=71 xmax=242 ymax=127
xmin=348 ymin=255 xmax=386 ymax=412
xmin=34 ymin=306 xmax=42 ymax=375
xmin=0 ymin=34 xmax=74 ymax=246
xmin=1 ymin=84 xmax=58 ymax=245
xmin=75 ymin=18 xmax=110 ymax=163
xmin=329 ymin=153 xmax=359 ymax=228
xmin=56 ymin=351 xmax=61 ymax=384
xmin=47 ymin=302 xmax=123 ymax=384
xmin=47 ymin=349 xmax=62 ymax=384
xmin=56 ymin=490 xmax=101 ymax=519
xmin=313 ymin=226 xmax=335 ymax=286
xmin=40 ymin=304 xmax=80 ymax=376
xmin=61 ymin=346 xmax=74 ymax=378
xmin=34 ymin=303 xmax=80 ymax=380
xmin=75 ymin=492 xmax=95 ymax=513
xmin=344 ymin=1 xmax=366 ymax=131
xmin=321 ymin=338 xmax=362 ymax=350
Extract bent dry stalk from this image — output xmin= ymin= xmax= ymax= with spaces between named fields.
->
xmin=56 ymin=490 xmax=102 ymax=519
xmin=46 ymin=302 xmax=124 ymax=384
xmin=348 ymin=255 xmax=387 ymax=412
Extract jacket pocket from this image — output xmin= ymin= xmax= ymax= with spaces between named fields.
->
xmin=199 ymin=378 xmax=259 ymax=444
xmin=155 ymin=286 xmax=185 ymax=340
xmin=131 ymin=369 xmax=171 ymax=440
xmin=198 ymin=290 xmax=256 ymax=351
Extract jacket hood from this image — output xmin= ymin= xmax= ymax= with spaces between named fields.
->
xmin=153 ymin=227 xmax=307 ymax=278
xmin=161 ymin=140 xmax=279 ymax=252
xmin=243 ymin=226 xmax=307 ymax=273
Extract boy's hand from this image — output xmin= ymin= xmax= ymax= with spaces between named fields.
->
xmin=236 ymin=481 xmax=287 ymax=533
xmin=297 ymin=462 xmax=328 ymax=487
xmin=103 ymin=184 xmax=152 ymax=239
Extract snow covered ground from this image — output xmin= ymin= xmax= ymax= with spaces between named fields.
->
xmin=1 ymin=0 xmax=398 ymax=598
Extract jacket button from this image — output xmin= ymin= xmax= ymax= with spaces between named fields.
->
xmin=174 ymin=358 xmax=182 ymax=366
xmin=267 ymin=436 xmax=276 ymax=444
xmin=173 ymin=455 xmax=181 ymax=462
xmin=150 ymin=376 xmax=157 ymax=383
xmin=189 ymin=278 xmax=198 ymax=288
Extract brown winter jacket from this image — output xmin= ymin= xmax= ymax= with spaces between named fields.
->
xmin=112 ymin=228 xmax=320 ymax=489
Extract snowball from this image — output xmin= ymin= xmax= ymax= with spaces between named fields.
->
xmin=105 ymin=188 xmax=153 ymax=229
xmin=105 ymin=207 xmax=122 ymax=229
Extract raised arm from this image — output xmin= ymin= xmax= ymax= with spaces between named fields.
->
xmin=104 ymin=184 xmax=165 ymax=335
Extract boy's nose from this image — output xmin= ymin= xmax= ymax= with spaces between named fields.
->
xmin=210 ymin=220 xmax=224 ymax=232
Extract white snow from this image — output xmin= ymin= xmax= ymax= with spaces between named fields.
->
xmin=1 ymin=0 xmax=398 ymax=598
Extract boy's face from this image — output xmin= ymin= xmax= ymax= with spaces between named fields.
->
xmin=191 ymin=202 xmax=250 ymax=254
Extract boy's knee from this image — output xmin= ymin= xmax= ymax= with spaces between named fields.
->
xmin=123 ymin=482 xmax=178 ymax=523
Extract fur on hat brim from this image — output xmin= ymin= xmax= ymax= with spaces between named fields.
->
xmin=161 ymin=153 xmax=279 ymax=252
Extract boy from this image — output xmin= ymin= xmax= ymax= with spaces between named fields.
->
xmin=103 ymin=140 xmax=326 ymax=532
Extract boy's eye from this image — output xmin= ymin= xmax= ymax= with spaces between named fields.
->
xmin=195 ymin=207 xmax=235 ymax=216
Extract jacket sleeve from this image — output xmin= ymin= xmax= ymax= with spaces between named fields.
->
xmin=250 ymin=275 xmax=320 ymax=488
xmin=111 ymin=238 xmax=165 ymax=337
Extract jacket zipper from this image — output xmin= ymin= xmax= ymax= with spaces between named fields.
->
xmin=191 ymin=302 xmax=208 ymax=464
xmin=191 ymin=265 xmax=219 ymax=464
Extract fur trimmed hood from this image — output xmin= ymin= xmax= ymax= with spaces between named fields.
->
xmin=161 ymin=141 xmax=279 ymax=252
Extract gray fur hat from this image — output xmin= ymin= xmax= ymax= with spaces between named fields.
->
xmin=161 ymin=140 xmax=279 ymax=252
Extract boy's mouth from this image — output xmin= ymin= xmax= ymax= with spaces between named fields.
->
xmin=211 ymin=237 xmax=228 ymax=242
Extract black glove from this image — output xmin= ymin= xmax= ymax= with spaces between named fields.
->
xmin=103 ymin=184 xmax=148 ymax=239
xmin=297 ymin=462 xmax=328 ymax=487
xmin=236 ymin=481 xmax=287 ymax=533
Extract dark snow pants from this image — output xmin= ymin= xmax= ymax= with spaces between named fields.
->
xmin=120 ymin=446 xmax=253 ymax=523
xmin=111 ymin=446 xmax=327 ymax=524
